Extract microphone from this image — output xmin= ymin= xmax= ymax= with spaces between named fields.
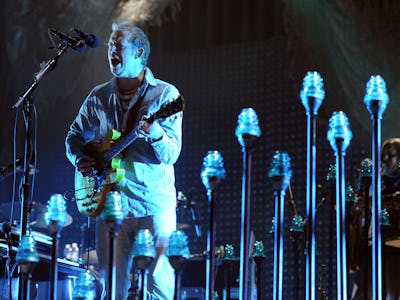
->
xmin=0 ymin=158 xmax=23 ymax=177
xmin=73 ymin=28 xmax=100 ymax=48
xmin=49 ymin=28 xmax=86 ymax=52
xmin=0 ymin=222 xmax=12 ymax=236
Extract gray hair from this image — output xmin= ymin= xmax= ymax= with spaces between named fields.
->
xmin=111 ymin=20 xmax=150 ymax=66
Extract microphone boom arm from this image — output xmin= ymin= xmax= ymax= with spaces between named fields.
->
xmin=12 ymin=42 xmax=68 ymax=109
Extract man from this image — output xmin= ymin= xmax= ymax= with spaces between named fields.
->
xmin=66 ymin=20 xmax=183 ymax=299
xmin=380 ymin=138 xmax=400 ymax=300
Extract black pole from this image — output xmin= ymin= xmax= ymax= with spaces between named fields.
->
xmin=140 ymin=269 xmax=149 ymax=300
xmin=107 ymin=230 xmax=116 ymax=300
xmin=174 ymin=269 xmax=182 ymax=300
xmin=18 ymin=99 xmax=34 ymax=300
xmin=50 ymin=233 xmax=60 ymax=300
xmin=291 ymin=233 xmax=301 ymax=300
xmin=239 ymin=146 xmax=253 ymax=300
xmin=335 ymin=145 xmax=348 ymax=300
xmin=327 ymin=178 xmax=336 ymax=300
xmin=206 ymin=189 xmax=216 ymax=300
xmin=363 ymin=76 xmax=388 ymax=300
xmin=358 ymin=164 xmax=372 ymax=300
xmin=371 ymin=115 xmax=383 ymax=300
xmin=305 ymin=113 xmax=317 ymax=300
xmin=253 ymin=256 xmax=264 ymax=300
xmin=273 ymin=189 xmax=285 ymax=300
xmin=223 ymin=260 xmax=232 ymax=300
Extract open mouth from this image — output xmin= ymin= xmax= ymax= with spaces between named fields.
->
xmin=111 ymin=58 xmax=120 ymax=66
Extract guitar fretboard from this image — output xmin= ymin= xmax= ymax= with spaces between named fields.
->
xmin=103 ymin=126 xmax=140 ymax=163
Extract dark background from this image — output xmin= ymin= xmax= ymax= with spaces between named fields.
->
xmin=1 ymin=0 xmax=400 ymax=298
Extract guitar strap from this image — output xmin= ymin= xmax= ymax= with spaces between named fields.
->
xmin=119 ymin=83 xmax=150 ymax=156
xmin=121 ymin=83 xmax=149 ymax=136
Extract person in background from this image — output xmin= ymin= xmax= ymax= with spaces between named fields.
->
xmin=380 ymin=138 xmax=400 ymax=300
xmin=65 ymin=20 xmax=183 ymax=299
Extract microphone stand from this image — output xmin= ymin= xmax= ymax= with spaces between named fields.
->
xmin=300 ymin=72 xmax=325 ymax=300
xmin=327 ymin=111 xmax=353 ymax=300
xmin=364 ymin=75 xmax=389 ymax=300
xmin=11 ymin=41 xmax=73 ymax=300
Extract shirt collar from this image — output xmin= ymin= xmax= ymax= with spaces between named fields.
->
xmin=111 ymin=67 xmax=156 ymax=93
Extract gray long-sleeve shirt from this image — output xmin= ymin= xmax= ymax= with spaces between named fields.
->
xmin=65 ymin=68 xmax=182 ymax=216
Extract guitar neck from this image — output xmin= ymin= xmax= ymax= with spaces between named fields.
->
xmin=103 ymin=126 xmax=139 ymax=163
xmin=102 ymin=96 xmax=184 ymax=164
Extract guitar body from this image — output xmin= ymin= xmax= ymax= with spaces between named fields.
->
xmin=74 ymin=129 xmax=125 ymax=217
xmin=73 ymin=96 xmax=184 ymax=217
xmin=74 ymin=170 xmax=113 ymax=217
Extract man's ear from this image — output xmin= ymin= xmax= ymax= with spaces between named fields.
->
xmin=136 ymin=48 xmax=143 ymax=59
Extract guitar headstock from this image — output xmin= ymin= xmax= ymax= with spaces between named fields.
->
xmin=147 ymin=96 xmax=185 ymax=123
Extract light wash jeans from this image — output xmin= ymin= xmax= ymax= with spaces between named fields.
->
xmin=96 ymin=208 xmax=176 ymax=299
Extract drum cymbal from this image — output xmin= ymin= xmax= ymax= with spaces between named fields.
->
xmin=32 ymin=212 xmax=73 ymax=228
xmin=81 ymin=249 xmax=98 ymax=266
xmin=0 ymin=201 xmax=46 ymax=223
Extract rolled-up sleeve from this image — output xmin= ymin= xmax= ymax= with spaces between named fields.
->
xmin=149 ymin=87 xmax=183 ymax=165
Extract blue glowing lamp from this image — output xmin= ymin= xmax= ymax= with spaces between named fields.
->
xmin=44 ymin=193 xmax=68 ymax=234
xmin=326 ymin=164 xmax=336 ymax=182
xmin=16 ymin=234 xmax=39 ymax=278
xmin=132 ymin=229 xmax=156 ymax=270
xmin=253 ymin=241 xmax=265 ymax=259
xmin=290 ymin=215 xmax=305 ymax=233
xmin=345 ymin=185 xmax=356 ymax=203
xmin=100 ymin=191 xmax=125 ymax=232
xmin=300 ymin=71 xmax=325 ymax=115
xmin=360 ymin=158 xmax=373 ymax=178
xmin=267 ymin=150 xmax=292 ymax=192
xmin=72 ymin=271 xmax=97 ymax=300
xmin=223 ymin=244 xmax=235 ymax=261
xmin=364 ymin=75 xmax=389 ymax=118
xmin=381 ymin=209 xmax=391 ymax=227
xmin=200 ymin=150 xmax=226 ymax=191
xmin=167 ymin=230 xmax=190 ymax=270
xmin=235 ymin=108 xmax=261 ymax=148
xmin=327 ymin=111 xmax=353 ymax=154
xmin=167 ymin=230 xmax=190 ymax=258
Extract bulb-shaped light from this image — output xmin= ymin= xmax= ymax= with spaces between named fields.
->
xmin=300 ymin=71 xmax=325 ymax=115
xmin=235 ymin=108 xmax=261 ymax=148
xmin=167 ymin=230 xmax=190 ymax=270
xmin=364 ymin=75 xmax=389 ymax=118
xmin=72 ymin=271 xmax=97 ymax=300
xmin=133 ymin=229 xmax=156 ymax=270
xmin=200 ymin=150 xmax=226 ymax=191
xmin=45 ymin=193 xmax=68 ymax=234
xmin=327 ymin=111 xmax=352 ymax=154
xmin=16 ymin=234 xmax=39 ymax=276
xmin=267 ymin=150 xmax=292 ymax=191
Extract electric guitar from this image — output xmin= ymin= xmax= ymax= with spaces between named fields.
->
xmin=74 ymin=96 xmax=184 ymax=217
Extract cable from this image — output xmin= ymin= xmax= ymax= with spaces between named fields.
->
xmin=11 ymin=107 xmax=20 ymax=224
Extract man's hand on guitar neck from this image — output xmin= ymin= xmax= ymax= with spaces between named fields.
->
xmin=76 ymin=156 xmax=97 ymax=177
xmin=139 ymin=116 xmax=164 ymax=143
